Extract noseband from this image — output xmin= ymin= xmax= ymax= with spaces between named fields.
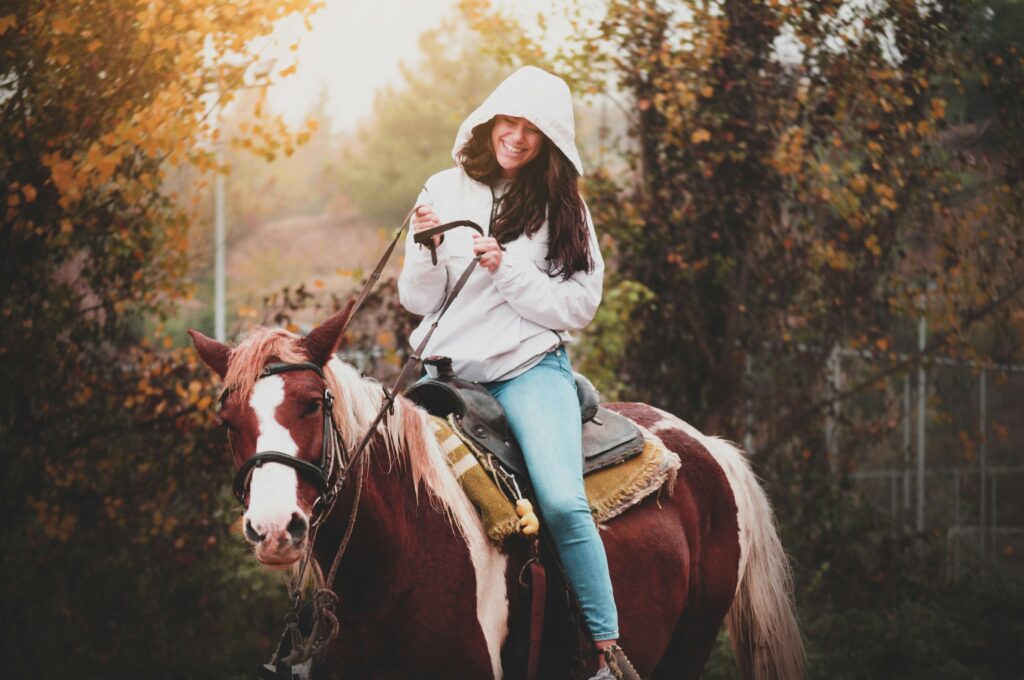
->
xmin=227 ymin=361 xmax=346 ymax=524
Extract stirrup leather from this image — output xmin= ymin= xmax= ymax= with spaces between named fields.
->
xmin=602 ymin=644 xmax=641 ymax=680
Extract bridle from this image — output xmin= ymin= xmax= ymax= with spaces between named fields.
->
xmin=226 ymin=213 xmax=489 ymax=678
xmin=228 ymin=361 xmax=345 ymax=526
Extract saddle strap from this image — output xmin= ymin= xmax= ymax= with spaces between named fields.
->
xmin=527 ymin=556 xmax=547 ymax=680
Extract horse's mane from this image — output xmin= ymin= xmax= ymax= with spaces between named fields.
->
xmin=224 ymin=327 xmax=479 ymax=540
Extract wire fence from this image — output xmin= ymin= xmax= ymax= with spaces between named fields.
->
xmin=830 ymin=342 xmax=1024 ymax=577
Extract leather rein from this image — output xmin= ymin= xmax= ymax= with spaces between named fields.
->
xmin=230 ymin=212 xmax=488 ymax=676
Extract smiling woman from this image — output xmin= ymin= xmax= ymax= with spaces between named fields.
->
xmin=396 ymin=65 xmax=644 ymax=678
xmin=491 ymin=115 xmax=543 ymax=176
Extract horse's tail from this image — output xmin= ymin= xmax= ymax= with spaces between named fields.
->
xmin=712 ymin=439 xmax=805 ymax=680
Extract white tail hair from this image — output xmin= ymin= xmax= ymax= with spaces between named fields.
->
xmin=707 ymin=439 xmax=805 ymax=679
xmin=655 ymin=410 xmax=805 ymax=679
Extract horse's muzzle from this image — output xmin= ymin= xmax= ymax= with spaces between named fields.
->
xmin=245 ymin=512 xmax=309 ymax=568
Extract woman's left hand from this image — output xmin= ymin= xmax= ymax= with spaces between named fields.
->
xmin=472 ymin=234 xmax=503 ymax=273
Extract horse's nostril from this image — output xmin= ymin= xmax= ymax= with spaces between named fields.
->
xmin=244 ymin=519 xmax=265 ymax=544
xmin=287 ymin=512 xmax=308 ymax=542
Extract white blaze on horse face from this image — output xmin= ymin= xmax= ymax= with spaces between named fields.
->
xmin=245 ymin=375 xmax=302 ymax=537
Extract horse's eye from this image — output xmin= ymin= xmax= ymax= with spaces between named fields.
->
xmin=303 ymin=399 xmax=321 ymax=417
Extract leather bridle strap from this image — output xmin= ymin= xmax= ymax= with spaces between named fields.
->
xmin=234 ymin=452 xmax=330 ymax=502
xmin=260 ymin=220 xmax=489 ymax=674
xmin=231 ymin=361 xmax=345 ymax=521
xmin=331 ymin=248 xmax=482 ymax=488
xmin=413 ymin=219 xmax=486 ymax=265
xmin=337 ymin=213 xmax=483 ymax=336
xmin=333 ymin=208 xmax=415 ymax=343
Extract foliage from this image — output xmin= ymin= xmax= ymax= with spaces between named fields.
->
xmin=0 ymin=0 xmax=322 ymax=675
xmin=337 ymin=17 xmax=505 ymax=228
xmin=257 ymin=276 xmax=418 ymax=386
xmin=460 ymin=0 xmax=1024 ymax=674
xmin=461 ymin=0 xmax=1024 ymax=448
xmin=702 ymin=469 xmax=1024 ymax=679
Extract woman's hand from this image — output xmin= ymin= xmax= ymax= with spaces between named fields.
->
xmin=472 ymin=234 xmax=503 ymax=273
xmin=412 ymin=205 xmax=442 ymax=247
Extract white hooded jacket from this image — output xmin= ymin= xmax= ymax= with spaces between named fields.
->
xmin=397 ymin=67 xmax=604 ymax=383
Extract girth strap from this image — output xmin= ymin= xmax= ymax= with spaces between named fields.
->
xmin=527 ymin=554 xmax=547 ymax=680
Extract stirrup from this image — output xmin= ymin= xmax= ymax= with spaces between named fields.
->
xmin=601 ymin=644 xmax=641 ymax=680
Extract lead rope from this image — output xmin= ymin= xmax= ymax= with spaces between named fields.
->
xmin=272 ymin=413 xmax=368 ymax=667
xmin=278 ymin=451 xmax=366 ymax=667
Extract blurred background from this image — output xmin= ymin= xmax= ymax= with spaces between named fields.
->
xmin=1 ymin=0 xmax=1022 ymax=677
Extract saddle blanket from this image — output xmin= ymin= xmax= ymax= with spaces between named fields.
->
xmin=429 ymin=415 xmax=681 ymax=543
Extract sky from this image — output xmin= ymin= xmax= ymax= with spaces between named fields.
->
xmin=259 ymin=0 xmax=458 ymax=133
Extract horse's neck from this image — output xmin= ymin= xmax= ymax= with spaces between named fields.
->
xmin=315 ymin=438 xmax=464 ymax=601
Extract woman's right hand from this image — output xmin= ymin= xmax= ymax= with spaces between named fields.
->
xmin=412 ymin=205 xmax=442 ymax=247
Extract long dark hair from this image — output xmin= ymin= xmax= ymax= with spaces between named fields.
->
xmin=457 ymin=119 xmax=593 ymax=279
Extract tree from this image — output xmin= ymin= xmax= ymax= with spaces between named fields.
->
xmin=0 ymin=0 xmax=322 ymax=675
xmin=460 ymin=0 xmax=1024 ymax=675
xmin=460 ymin=0 xmax=1024 ymax=457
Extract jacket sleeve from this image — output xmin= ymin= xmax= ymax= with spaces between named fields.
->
xmin=397 ymin=186 xmax=449 ymax=316
xmin=488 ymin=202 xmax=604 ymax=331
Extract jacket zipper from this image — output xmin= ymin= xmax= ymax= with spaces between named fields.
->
xmin=488 ymin=185 xmax=500 ymax=237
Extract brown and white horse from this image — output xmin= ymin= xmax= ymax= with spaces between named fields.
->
xmin=189 ymin=307 xmax=804 ymax=679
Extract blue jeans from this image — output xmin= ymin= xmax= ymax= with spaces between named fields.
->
xmin=482 ymin=348 xmax=620 ymax=641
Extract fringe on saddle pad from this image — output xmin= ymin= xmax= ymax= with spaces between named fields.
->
xmin=428 ymin=415 xmax=681 ymax=544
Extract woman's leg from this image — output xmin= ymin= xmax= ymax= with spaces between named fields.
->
xmin=486 ymin=349 xmax=620 ymax=642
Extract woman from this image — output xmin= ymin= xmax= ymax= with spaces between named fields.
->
xmin=397 ymin=66 xmax=638 ymax=680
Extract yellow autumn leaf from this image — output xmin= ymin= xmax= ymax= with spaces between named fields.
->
xmin=52 ymin=15 xmax=75 ymax=34
xmin=0 ymin=15 xmax=16 ymax=35
xmin=691 ymin=128 xmax=712 ymax=144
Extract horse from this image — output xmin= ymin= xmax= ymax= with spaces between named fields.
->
xmin=188 ymin=305 xmax=804 ymax=679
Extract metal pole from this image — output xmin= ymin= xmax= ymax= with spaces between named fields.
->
xmin=891 ymin=472 xmax=897 ymax=516
xmin=214 ymin=148 xmax=226 ymax=341
xmin=979 ymin=369 xmax=987 ymax=554
xmin=825 ymin=346 xmax=840 ymax=473
xmin=213 ymin=74 xmax=226 ymax=342
xmin=991 ymin=475 xmax=997 ymax=538
xmin=916 ymin=312 xmax=927 ymax=532
xmin=954 ymin=469 xmax=960 ymax=529
xmin=903 ymin=375 xmax=912 ymax=511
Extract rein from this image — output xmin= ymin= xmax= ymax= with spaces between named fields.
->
xmin=237 ymin=215 xmax=488 ymax=678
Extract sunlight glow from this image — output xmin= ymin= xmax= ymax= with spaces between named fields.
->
xmin=259 ymin=0 xmax=457 ymax=132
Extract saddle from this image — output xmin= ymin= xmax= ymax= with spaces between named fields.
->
xmin=404 ymin=356 xmax=645 ymax=482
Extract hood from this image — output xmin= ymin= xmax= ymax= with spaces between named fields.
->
xmin=452 ymin=66 xmax=584 ymax=176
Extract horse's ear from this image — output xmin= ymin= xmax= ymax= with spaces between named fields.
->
xmin=302 ymin=298 xmax=356 ymax=367
xmin=188 ymin=329 xmax=231 ymax=379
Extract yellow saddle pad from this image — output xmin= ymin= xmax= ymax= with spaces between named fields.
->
xmin=428 ymin=415 xmax=681 ymax=544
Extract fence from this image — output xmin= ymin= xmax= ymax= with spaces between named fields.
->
xmin=825 ymin=330 xmax=1024 ymax=576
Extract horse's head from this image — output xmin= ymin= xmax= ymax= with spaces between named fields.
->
xmin=188 ymin=304 xmax=353 ymax=569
